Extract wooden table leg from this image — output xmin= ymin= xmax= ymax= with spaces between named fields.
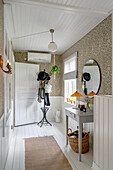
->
xmin=79 ymin=121 xmax=82 ymax=161
xmin=66 ymin=114 xmax=68 ymax=145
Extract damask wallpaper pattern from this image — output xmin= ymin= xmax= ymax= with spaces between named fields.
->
xmin=14 ymin=52 xmax=63 ymax=96
xmin=61 ymin=15 xmax=112 ymax=96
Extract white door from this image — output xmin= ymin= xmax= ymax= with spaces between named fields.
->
xmin=15 ymin=63 xmax=39 ymax=126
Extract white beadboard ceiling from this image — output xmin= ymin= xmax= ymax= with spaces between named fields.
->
xmin=4 ymin=0 xmax=113 ymax=54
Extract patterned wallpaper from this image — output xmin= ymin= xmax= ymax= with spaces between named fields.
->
xmin=0 ymin=0 xmax=4 ymax=117
xmin=61 ymin=15 xmax=112 ymax=97
xmin=14 ymin=52 xmax=63 ymax=96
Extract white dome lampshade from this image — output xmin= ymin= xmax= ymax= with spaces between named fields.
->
xmin=48 ymin=29 xmax=57 ymax=53
xmin=48 ymin=41 xmax=57 ymax=53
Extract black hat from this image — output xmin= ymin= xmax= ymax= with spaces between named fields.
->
xmin=83 ymin=72 xmax=91 ymax=81
xmin=37 ymin=71 xmax=49 ymax=81
xmin=47 ymin=75 xmax=50 ymax=80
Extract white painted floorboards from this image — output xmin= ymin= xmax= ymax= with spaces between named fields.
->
xmin=5 ymin=123 xmax=93 ymax=170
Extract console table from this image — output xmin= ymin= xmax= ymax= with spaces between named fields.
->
xmin=65 ymin=107 xmax=93 ymax=161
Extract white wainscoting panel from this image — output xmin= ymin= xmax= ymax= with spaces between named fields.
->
xmin=93 ymin=95 xmax=113 ymax=170
xmin=99 ymin=97 xmax=104 ymax=170
xmin=38 ymin=96 xmax=63 ymax=122
xmin=0 ymin=114 xmax=4 ymax=170
xmin=0 ymin=111 xmax=13 ymax=170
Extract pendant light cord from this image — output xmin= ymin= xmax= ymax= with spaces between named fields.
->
xmin=53 ymin=53 xmax=56 ymax=79
xmin=53 ymin=53 xmax=55 ymax=65
xmin=51 ymin=32 xmax=53 ymax=42
xmin=13 ymin=30 xmax=49 ymax=40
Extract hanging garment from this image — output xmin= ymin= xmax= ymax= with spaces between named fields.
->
xmin=37 ymin=88 xmax=45 ymax=103
xmin=39 ymin=88 xmax=45 ymax=99
xmin=45 ymin=93 xmax=50 ymax=106
xmin=45 ymin=84 xmax=52 ymax=93
xmin=44 ymin=84 xmax=52 ymax=106
xmin=38 ymin=95 xmax=42 ymax=103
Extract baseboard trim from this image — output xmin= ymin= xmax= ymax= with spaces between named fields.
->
xmin=92 ymin=162 xmax=101 ymax=170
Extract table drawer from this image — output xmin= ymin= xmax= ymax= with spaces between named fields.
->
xmin=66 ymin=111 xmax=76 ymax=119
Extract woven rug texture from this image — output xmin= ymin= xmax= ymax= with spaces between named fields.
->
xmin=25 ymin=136 xmax=72 ymax=170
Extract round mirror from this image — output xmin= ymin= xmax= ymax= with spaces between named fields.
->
xmin=82 ymin=59 xmax=101 ymax=97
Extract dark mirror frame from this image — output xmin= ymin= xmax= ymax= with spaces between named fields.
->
xmin=82 ymin=59 xmax=101 ymax=97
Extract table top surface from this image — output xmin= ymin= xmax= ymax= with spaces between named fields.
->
xmin=65 ymin=107 xmax=93 ymax=117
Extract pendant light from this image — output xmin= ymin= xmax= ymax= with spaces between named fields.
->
xmin=48 ymin=29 xmax=57 ymax=53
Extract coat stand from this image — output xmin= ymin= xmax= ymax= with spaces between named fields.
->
xmin=37 ymin=89 xmax=52 ymax=127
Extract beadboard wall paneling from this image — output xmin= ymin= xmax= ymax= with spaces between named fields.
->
xmin=0 ymin=2 xmax=14 ymax=169
xmin=1 ymin=42 xmax=15 ymax=170
xmin=93 ymin=95 xmax=113 ymax=170
xmin=0 ymin=3 xmax=15 ymax=168
xmin=61 ymin=15 xmax=112 ymax=96
xmin=14 ymin=52 xmax=63 ymax=96
xmin=0 ymin=0 xmax=4 ymax=118
xmin=0 ymin=115 xmax=4 ymax=170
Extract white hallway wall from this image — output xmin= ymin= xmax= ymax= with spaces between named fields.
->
xmin=0 ymin=38 xmax=15 ymax=170
xmin=0 ymin=3 xmax=16 ymax=169
xmin=0 ymin=105 xmax=14 ymax=170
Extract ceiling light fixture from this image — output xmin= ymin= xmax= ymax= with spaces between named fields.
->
xmin=48 ymin=29 xmax=57 ymax=53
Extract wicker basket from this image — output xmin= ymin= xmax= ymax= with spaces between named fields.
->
xmin=67 ymin=128 xmax=89 ymax=154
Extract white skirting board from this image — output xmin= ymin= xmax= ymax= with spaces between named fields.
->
xmin=92 ymin=162 xmax=101 ymax=170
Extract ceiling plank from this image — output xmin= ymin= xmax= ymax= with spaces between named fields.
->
xmin=4 ymin=0 xmax=109 ymax=16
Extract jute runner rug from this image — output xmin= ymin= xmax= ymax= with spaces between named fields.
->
xmin=25 ymin=136 xmax=72 ymax=170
